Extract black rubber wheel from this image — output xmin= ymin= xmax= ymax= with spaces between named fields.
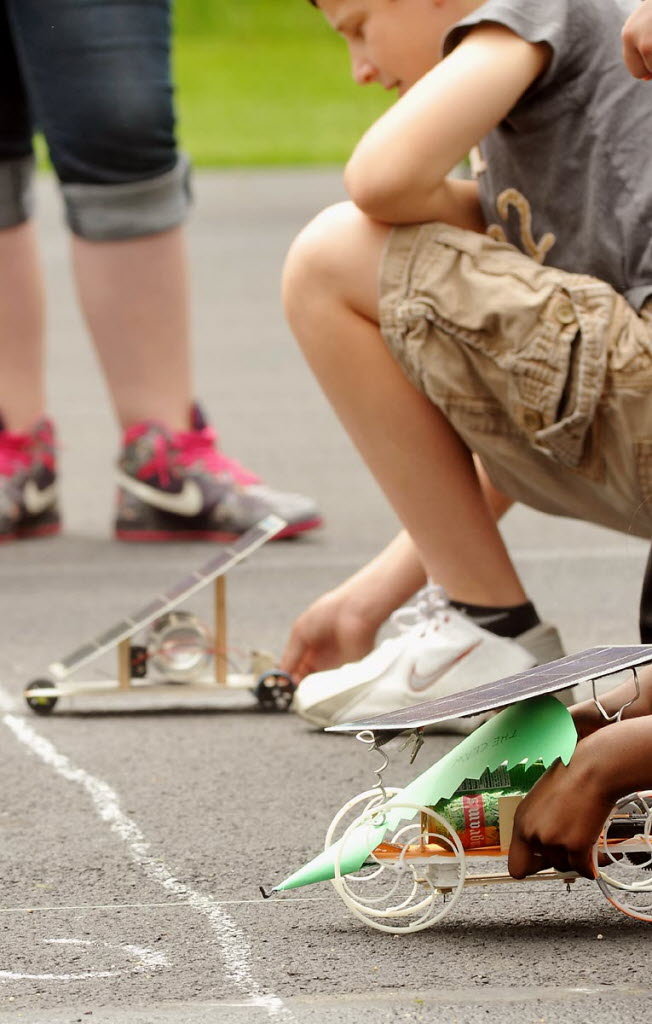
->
xmin=255 ymin=670 xmax=296 ymax=712
xmin=25 ymin=678 xmax=58 ymax=715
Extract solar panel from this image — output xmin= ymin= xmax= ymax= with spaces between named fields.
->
xmin=164 ymin=573 xmax=203 ymax=603
xmin=197 ymin=550 xmax=237 ymax=578
xmin=94 ymin=620 xmax=136 ymax=649
xmin=327 ymin=645 xmax=652 ymax=735
xmin=48 ymin=513 xmax=285 ymax=681
xmin=54 ymin=643 xmax=99 ymax=676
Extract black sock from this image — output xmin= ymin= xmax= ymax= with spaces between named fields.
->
xmin=449 ymin=599 xmax=540 ymax=638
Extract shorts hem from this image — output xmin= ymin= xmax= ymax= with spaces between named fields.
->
xmin=61 ymin=154 xmax=192 ymax=241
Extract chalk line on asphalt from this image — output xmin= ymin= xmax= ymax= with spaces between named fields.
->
xmin=0 ymin=937 xmax=169 ymax=981
xmin=0 ymin=896 xmax=327 ymax=915
xmin=0 ymin=685 xmax=292 ymax=1020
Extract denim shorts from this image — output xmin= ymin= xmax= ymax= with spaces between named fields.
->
xmin=379 ymin=222 xmax=652 ymax=538
xmin=0 ymin=0 xmax=190 ymax=239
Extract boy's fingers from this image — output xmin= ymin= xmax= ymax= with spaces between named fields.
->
xmin=564 ymin=843 xmax=601 ymax=884
xmin=568 ymin=846 xmax=596 ymax=880
xmin=508 ymin=834 xmax=544 ymax=879
xmin=511 ymin=841 xmax=595 ymax=881
xmin=294 ymin=654 xmax=316 ymax=683
xmin=279 ymin=631 xmax=304 ymax=676
xmin=622 ymin=41 xmax=652 ymax=79
xmin=284 ymin=643 xmax=321 ymax=683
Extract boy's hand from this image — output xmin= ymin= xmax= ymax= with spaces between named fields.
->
xmin=280 ymin=589 xmax=379 ymax=683
xmin=509 ymin=716 xmax=652 ymax=881
xmin=622 ymin=0 xmax=652 ymax=80
xmin=508 ymin=744 xmax=615 ymax=880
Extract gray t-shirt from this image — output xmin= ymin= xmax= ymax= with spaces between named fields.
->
xmin=444 ymin=0 xmax=652 ymax=309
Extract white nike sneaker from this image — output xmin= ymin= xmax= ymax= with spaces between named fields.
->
xmin=293 ymin=585 xmax=564 ymax=730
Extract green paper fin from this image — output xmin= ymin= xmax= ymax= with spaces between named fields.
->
xmin=273 ymin=694 xmax=576 ymax=892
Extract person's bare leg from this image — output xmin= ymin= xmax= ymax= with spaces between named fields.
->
xmin=475 ymin=455 xmax=514 ymax=521
xmin=0 ymin=221 xmax=46 ymax=429
xmin=70 ymin=226 xmax=192 ymax=432
xmin=283 ymin=202 xmax=526 ymax=607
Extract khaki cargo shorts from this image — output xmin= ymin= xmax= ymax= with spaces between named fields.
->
xmin=379 ymin=222 xmax=652 ymax=539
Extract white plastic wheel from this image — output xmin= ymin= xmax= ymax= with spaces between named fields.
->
xmin=593 ymin=790 xmax=652 ymax=922
xmin=332 ymin=799 xmax=466 ymax=933
xmin=325 ymin=787 xmax=401 ymax=850
xmin=325 ymin=788 xmax=402 ymax=896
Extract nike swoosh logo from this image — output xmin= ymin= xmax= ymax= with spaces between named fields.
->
xmin=23 ymin=480 xmax=58 ymax=516
xmin=117 ymin=471 xmax=204 ymax=517
xmin=471 ymin=612 xmax=511 ymax=626
xmin=408 ymin=640 xmax=482 ymax=693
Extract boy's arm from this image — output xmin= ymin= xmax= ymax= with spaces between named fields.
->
xmin=345 ymin=24 xmax=550 ymax=225
xmin=509 ymin=717 xmax=652 ymax=880
xmin=571 ymin=664 xmax=652 ymax=738
xmin=419 ymin=178 xmax=485 ymax=234
xmin=622 ymin=0 xmax=652 ymax=80
xmin=280 ymin=531 xmax=426 ymax=681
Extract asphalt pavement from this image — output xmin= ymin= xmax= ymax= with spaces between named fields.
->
xmin=0 ymin=171 xmax=650 ymax=1024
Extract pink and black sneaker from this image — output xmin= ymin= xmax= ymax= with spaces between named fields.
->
xmin=115 ymin=404 xmax=322 ymax=541
xmin=0 ymin=416 xmax=60 ymax=541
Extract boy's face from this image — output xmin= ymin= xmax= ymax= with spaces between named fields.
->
xmin=317 ymin=0 xmax=454 ymax=95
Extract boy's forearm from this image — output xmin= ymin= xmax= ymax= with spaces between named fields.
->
xmin=340 ymin=530 xmax=427 ymax=628
xmin=344 ymin=175 xmax=485 ymax=231
xmin=587 ymin=717 xmax=652 ymax=803
xmin=344 ymin=25 xmax=549 ymax=225
xmin=571 ymin=664 xmax=652 ymax=737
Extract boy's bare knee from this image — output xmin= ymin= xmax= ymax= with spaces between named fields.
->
xmin=283 ymin=202 xmax=356 ymax=303
xmin=283 ymin=201 xmax=385 ymax=327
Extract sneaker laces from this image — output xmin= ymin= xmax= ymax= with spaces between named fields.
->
xmin=0 ymin=432 xmax=32 ymax=477
xmin=138 ymin=432 xmax=174 ymax=488
xmin=173 ymin=426 xmax=261 ymax=485
xmin=390 ymin=582 xmax=450 ymax=634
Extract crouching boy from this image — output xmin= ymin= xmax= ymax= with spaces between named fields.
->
xmin=282 ymin=0 xmax=652 ymax=871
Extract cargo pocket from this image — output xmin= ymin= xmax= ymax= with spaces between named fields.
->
xmin=501 ymin=285 xmax=611 ymax=470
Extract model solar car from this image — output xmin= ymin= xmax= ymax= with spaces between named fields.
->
xmin=264 ymin=647 xmax=652 ymax=933
xmin=23 ymin=515 xmax=295 ymax=714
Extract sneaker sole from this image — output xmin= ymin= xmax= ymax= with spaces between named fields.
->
xmin=0 ymin=521 xmax=61 ymax=542
xmin=273 ymin=517 xmax=323 ymax=539
xmin=115 ymin=516 xmax=323 ymax=542
xmin=294 ymin=693 xmax=365 ymax=729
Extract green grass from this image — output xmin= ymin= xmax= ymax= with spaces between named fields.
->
xmin=174 ymin=1 xmax=391 ymax=166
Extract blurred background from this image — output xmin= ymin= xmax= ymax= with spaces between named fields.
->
xmin=173 ymin=0 xmax=390 ymax=165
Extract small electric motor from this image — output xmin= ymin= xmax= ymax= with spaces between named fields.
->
xmin=147 ymin=611 xmax=213 ymax=682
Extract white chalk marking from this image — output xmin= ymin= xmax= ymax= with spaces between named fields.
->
xmin=0 ymin=936 xmax=168 ymax=981
xmin=0 ymin=896 xmax=327 ymax=915
xmin=0 ymin=689 xmax=291 ymax=1020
